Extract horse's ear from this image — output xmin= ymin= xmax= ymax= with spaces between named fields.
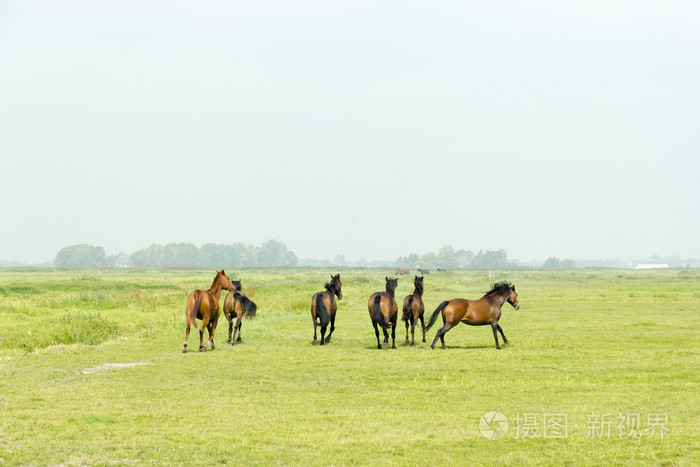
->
xmin=385 ymin=276 xmax=389 ymax=281
xmin=511 ymin=285 xmax=515 ymax=290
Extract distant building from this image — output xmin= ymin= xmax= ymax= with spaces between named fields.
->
xmin=635 ymin=264 xmax=669 ymax=269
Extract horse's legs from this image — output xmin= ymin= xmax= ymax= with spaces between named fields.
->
xmin=420 ymin=315 xmax=426 ymax=343
xmin=391 ymin=322 xmax=396 ymax=349
xmin=227 ymin=318 xmax=233 ymax=344
xmin=313 ymin=321 xmax=318 ymax=345
xmin=236 ymin=319 xmax=242 ymax=342
xmin=232 ymin=316 xmax=242 ymax=345
xmin=372 ymin=321 xmax=382 ymax=349
xmin=382 ymin=327 xmax=390 ymax=348
xmin=404 ymin=319 xmax=410 ymax=344
xmin=325 ymin=314 xmax=335 ymax=343
xmin=491 ymin=322 xmax=501 ymax=349
xmin=320 ymin=324 xmax=327 ymax=345
xmin=497 ymin=324 xmax=509 ymax=344
xmin=183 ymin=323 xmax=191 ymax=353
xmin=430 ymin=323 xmax=453 ymax=349
xmin=199 ymin=317 xmax=210 ymax=351
xmin=208 ymin=322 xmax=216 ymax=350
xmin=410 ymin=315 xmax=417 ymax=346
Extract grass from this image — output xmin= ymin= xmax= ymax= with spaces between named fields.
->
xmin=0 ymin=267 xmax=698 ymax=465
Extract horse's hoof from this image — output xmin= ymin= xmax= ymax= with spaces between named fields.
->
xmin=411 ymin=342 xmax=415 ymax=347
xmin=392 ymin=345 xmax=396 ymax=349
xmin=324 ymin=336 xmax=331 ymax=343
xmin=422 ymin=339 xmax=426 ymax=343
xmin=381 ymin=342 xmax=388 ymax=349
xmin=227 ymin=339 xmax=232 ymax=344
xmin=496 ymin=346 xmax=501 ymax=350
xmin=236 ymin=338 xmax=242 ymax=343
xmin=504 ymin=340 xmax=509 ymax=345
xmin=182 ymin=349 xmax=188 ymax=353
xmin=199 ymin=346 xmax=205 ymax=352
xmin=312 ymin=340 xmax=318 ymax=346
xmin=404 ymin=339 xmax=409 ymax=345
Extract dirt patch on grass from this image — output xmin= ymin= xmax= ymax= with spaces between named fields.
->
xmin=82 ymin=362 xmax=151 ymax=374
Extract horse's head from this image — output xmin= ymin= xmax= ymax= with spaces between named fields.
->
xmin=232 ymin=280 xmax=243 ymax=292
xmin=414 ymin=275 xmax=424 ymax=294
xmin=507 ymin=285 xmax=520 ymax=310
xmin=385 ymin=276 xmax=399 ymax=294
xmin=328 ymin=274 xmax=342 ymax=300
xmin=217 ymin=269 xmax=234 ymax=291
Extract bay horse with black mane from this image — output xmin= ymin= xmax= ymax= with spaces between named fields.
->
xmin=425 ymin=281 xmax=520 ymax=349
xmin=223 ymin=279 xmax=257 ymax=345
xmin=183 ymin=270 xmax=234 ymax=353
xmin=402 ymin=275 xmax=425 ymax=346
xmin=310 ymin=274 xmax=342 ymax=345
xmin=368 ymin=277 xmax=399 ymax=349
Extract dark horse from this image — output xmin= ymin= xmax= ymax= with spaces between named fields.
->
xmin=183 ymin=270 xmax=234 ymax=352
xmin=425 ymin=281 xmax=520 ymax=349
xmin=368 ymin=277 xmax=399 ymax=349
xmin=310 ymin=274 xmax=342 ymax=345
xmin=223 ymin=279 xmax=257 ymax=345
xmin=402 ymin=275 xmax=425 ymax=346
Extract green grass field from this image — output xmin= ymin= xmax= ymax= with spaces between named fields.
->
xmin=1 ymin=268 xmax=698 ymax=465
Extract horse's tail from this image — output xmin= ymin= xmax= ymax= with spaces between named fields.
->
xmin=237 ymin=293 xmax=257 ymax=319
xmin=402 ymin=296 xmax=413 ymax=322
xmin=315 ymin=294 xmax=330 ymax=327
xmin=372 ymin=295 xmax=389 ymax=328
xmin=188 ymin=297 xmax=202 ymax=331
xmin=425 ymin=301 xmax=449 ymax=331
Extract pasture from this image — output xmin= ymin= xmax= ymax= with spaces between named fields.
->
xmin=0 ymin=268 xmax=698 ymax=465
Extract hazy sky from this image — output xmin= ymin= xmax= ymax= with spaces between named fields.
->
xmin=1 ymin=0 xmax=698 ymax=263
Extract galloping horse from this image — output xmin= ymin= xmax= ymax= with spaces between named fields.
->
xmin=425 ymin=281 xmax=520 ymax=349
xmin=395 ymin=268 xmax=409 ymax=276
xmin=183 ymin=270 xmax=234 ymax=352
xmin=402 ymin=275 xmax=425 ymax=346
xmin=223 ymin=279 xmax=257 ymax=345
xmin=368 ymin=277 xmax=399 ymax=349
xmin=310 ymin=274 xmax=342 ymax=345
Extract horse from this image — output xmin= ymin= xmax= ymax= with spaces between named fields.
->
xmin=401 ymin=275 xmax=425 ymax=346
xmin=223 ymin=279 xmax=257 ymax=345
xmin=368 ymin=277 xmax=399 ymax=349
xmin=425 ymin=281 xmax=520 ymax=350
xmin=418 ymin=268 xmax=431 ymax=275
xmin=183 ymin=270 xmax=234 ymax=353
xmin=395 ymin=268 xmax=410 ymax=275
xmin=310 ymin=274 xmax=342 ymax=345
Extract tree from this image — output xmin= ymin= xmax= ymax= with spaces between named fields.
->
xmin=543 ymin=257 xmax=562 ymax=268
xmin=419 ymin=252 xmax=438 ymax=269
xmin=470 ymin=249 xmax=508 ymax=268
xmin=257 ymin=240 xmax=297 ymax=267
xmin=55 ymin=244 xmax=107 ymax=268
xmin=437 ymin=246 xmax=458 ymax=269
xmin=561 ymin=258 xmax=576 ymax=269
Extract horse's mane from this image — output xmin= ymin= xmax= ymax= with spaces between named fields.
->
xmin=485 ymin=281 xmax=513 ymax=296
xmin=413 ymin=277 xmax=424 ymax=296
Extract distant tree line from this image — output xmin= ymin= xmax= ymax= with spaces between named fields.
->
xmin=54 ymin=240 xmax=298 ymax=268
xmin=396 ymin=247 xmax=510 ymax=269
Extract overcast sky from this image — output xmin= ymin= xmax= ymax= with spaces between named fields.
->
xmin=1 ymin=0 xmax=698 ymax=264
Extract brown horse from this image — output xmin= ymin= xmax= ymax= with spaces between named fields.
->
xmin=395 ymin=268 xmax=409 ymax=275
xmin=183 ymin=270 xmax=234 ymax=353
xmin=402 ymin=275 xmax=425 ymax=346
xmin=310 ymin=274 xmax=342 ymax=345
xmin=223 ymin=279 xmax=257 ymax=345
xmin=425 ymin=281 xmax=520 ymax=350
xmin=368 ymin=277 xmax=399 ymax=349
